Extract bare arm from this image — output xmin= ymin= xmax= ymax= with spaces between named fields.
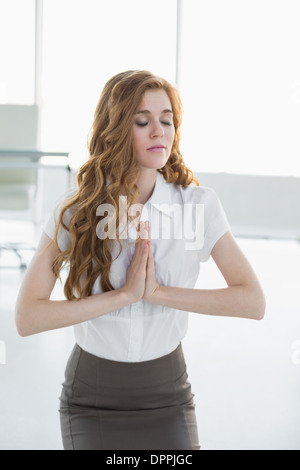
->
xmin=147 ymin=231 xmax=266 ymax=320
xmin=15 ymin=227 xmax=149 ymax=337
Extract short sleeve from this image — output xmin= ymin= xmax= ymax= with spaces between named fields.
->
xmin=42 ymin=188 xmax=77 ymax=252
xmin=196 ymin=187 xmax=230 ymax=262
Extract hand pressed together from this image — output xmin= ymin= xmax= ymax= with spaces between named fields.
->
xmin=121 ymin=221 xmax=160 ymax=303
xmin=142 ymin=221 xmax=160 ymax=302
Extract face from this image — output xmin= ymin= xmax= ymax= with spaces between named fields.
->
xmin=132 ymin=89 xmax=175 ymax=171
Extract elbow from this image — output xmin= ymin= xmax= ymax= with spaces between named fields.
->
xmin=15 ymin=316 xmax=30 ymax=338
xmin=16 ymin=326 xmax=30 ymax=338
xmin=15 ymin=306 xmax=35 ymax=337
xmin=16 ymin=322 xmax=36 ymax=338
xmin=249 ymin=291 xmax=266 ymax=321
xmin=15 ymin=322 xmax=28 ymax=338
xmin=253 ymin=307 xmax=265 ymax=321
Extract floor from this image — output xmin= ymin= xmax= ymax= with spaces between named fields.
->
xmin=0 ymin=221 xmax=300 ymax=450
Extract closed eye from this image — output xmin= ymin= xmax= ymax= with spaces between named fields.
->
xmin=135 ymin=121 xmax=173 ymax=127
xmin=136 ymin=122 xmax=148 ymax=127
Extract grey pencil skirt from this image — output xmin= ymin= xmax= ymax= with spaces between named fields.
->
xmin=59 ymin=343 xmax=200 ymax=450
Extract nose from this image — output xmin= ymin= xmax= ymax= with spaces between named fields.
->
xmin=150 ymin=120 xmax=164 ymax=138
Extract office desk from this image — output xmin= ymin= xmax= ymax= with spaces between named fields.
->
xmin=0 ymin=149 xmax=72 ymax=213
xmin=0 ymin=149 xmax=71 ymax=181
xmin=0 ymin=150 xmax=70 ymax=161
xmin=0 ymin=161 xmax=70 ymax=170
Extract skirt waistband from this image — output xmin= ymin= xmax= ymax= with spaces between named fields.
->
xmin=73 ymin=342 xmax=186 ymax=389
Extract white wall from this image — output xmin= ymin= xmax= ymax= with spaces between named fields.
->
xmin=196 ymin=172 xmax=300 ymax=240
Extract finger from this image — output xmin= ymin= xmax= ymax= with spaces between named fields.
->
xmin=133 ymin=222 xmax=144 ymax=251
xmin=137 ymin=222 xmax=146 ymax=241
xmin=140 ymin=222 xmax=147 ymax=240
xmin=138 ymin=220 xmax=150 ymax=240
xmin=149 ymin=238 xmax=153 ymax=258
xmin=137 ymin=221 xmax=143 ymax=239
xmin=145 ymin=222 xmax=152 ymax=255
xmin=133 ymin=229 xmax=148 ymax=262
xmin=146 ymin=220 xmax=150 ymax=240
xmin=132 ymin=239 xmax=146 ymax=262
xmin=136 ymin=239 xmax=149 ymax=273
xmin=146 ymin=240 xmax=154 ymax=268
xmin=139 ymin=220 xmax=143 ymax=236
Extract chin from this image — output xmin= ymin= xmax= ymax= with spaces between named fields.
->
xmin=146 ymin=163 xmax=166 ymax=171
xmin=140 ymin=158 xmax=169 ymax=171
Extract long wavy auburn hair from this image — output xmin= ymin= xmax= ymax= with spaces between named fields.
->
xmin=52 ymin=70 xmax=199 ymax=300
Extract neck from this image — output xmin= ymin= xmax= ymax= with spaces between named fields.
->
xmin=136 ymin=168 xmax=157 ymax=205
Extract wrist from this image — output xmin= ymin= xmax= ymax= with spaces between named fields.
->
xmin=118 ymin=287 xmax=138 ymax=306
xmin=152 ymin=283 xmax=161 ymax=301
xmin=143 ymin=283 xmax=162 ymax=304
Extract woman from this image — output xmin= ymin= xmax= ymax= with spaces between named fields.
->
xmin=15 ymin=70 xmax=265 ymax=450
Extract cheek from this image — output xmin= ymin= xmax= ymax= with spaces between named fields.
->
xmin=168 ymin=128 xmax=176 ymax=147
xmin=132 ymin=134 xmax=140 ymax=153
xmin=132 ymin=129 xmax=145 ymax=151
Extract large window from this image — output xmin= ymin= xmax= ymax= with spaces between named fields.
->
xmin=41 ymin=0 xmax=177 ymax=168
xmin=0 ymin=0 xmax=35 ymax=104
xmin=179 ymin=0 xmax=300 ymax=176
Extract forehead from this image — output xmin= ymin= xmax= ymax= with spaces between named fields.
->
xmin=137 ymin=89 xmax=172 ymax=112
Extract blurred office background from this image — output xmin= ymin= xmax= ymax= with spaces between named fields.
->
xmin=0 ymin=0 xmax=300 ymax=450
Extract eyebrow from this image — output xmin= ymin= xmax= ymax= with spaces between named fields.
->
xmin=135 ymin=109 xmax=173 ymax=115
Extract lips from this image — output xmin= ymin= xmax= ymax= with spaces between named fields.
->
xmin=147 ymin=145 xmax=166 ymax=151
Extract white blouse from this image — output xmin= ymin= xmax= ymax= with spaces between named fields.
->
xmin=43 ymin=171 xmax=230 ymax=362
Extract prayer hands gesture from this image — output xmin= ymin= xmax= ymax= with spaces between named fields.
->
xmin=122 ymin=221 xmax=160 ymax=303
